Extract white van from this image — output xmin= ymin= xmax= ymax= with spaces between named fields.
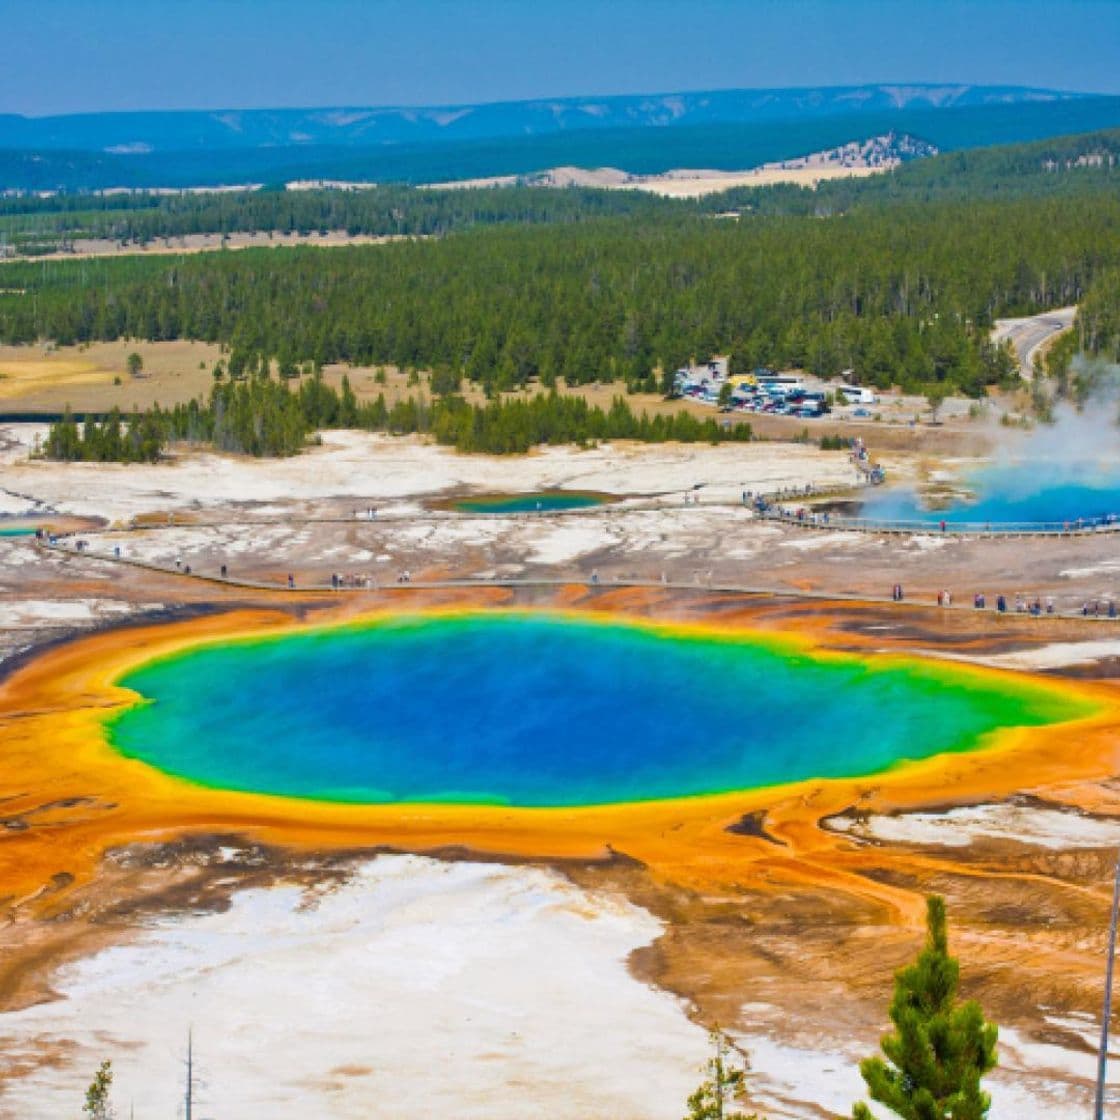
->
xmin=839 ymin=385 xmax=878 ymax=405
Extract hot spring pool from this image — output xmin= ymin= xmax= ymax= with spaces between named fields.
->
xmin=451 ymin=492 xmax=609 ymax=514
xmin=0 ymin=526 xmax=36 ymax=537
xmin=858 ymin=463 xmax=1120 ymax=526
xmin=106 ymin=613 xmax=1088 ymax=807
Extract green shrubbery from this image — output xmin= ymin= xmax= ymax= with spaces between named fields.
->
xmin=43 ymin=374 xmax=753 ymax=461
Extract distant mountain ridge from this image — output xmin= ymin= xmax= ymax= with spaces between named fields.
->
xmin=0 ymin=84 xmax=1089 ymax=153
xmin=3 ymin=87 xmax=1120 ymax=193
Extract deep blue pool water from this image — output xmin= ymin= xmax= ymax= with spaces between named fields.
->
xmin=858 ymin=464 xmax=1120 ymax=526
xmin=105 ymin=613 xmax=1084 ymax=807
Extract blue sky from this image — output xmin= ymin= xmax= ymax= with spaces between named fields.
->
xmin=4 ymin=0 xmax=1119 ymax=116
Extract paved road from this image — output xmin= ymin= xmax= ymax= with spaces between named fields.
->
xmin=991 ymin=306 xmax=1076 ymax=380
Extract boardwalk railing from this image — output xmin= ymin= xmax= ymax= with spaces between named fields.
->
xmin=19 ymin=536 xmax=1120 ymax=626
xmin=758 ymin=509 xmax=1120 ymax=538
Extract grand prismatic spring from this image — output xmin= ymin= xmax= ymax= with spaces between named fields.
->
xmin=2 ymin=600 xmax=1114 ymax=908
xmin=107 ymin=612 xmax=1090 ymax=807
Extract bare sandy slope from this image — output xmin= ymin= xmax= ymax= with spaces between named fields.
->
xmin=425 ymin=136 xmax=898 ymax=197
xmin=425 ymin=163 xmax=886 ymax=198
xmin=613 ymin=165 xmax=885 ymax=199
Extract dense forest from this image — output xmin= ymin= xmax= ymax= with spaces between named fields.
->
xmin=3 ymin=190 xmax=1119 ymax=396
xmin=2 ymin=128 xmax=1117 ymax=255
xmin=0 ymin=185 xmax=673 ymax=255
xmin=42 ymin=375 xmax=752 ymax=461
xmin=1077 ymin=268 xmax=1120 ymax=361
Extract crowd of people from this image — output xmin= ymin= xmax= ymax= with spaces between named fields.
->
xmin=888 ymin=585 xmax=1118 ymax=617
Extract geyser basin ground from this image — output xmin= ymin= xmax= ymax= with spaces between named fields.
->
xmin=858 ymin=463 xmax=1120 ymax=525
xmin=108 ymin=612 xmax=1090 ymax=807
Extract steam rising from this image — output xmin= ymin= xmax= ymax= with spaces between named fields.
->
xmin=994 ymin=356 xmax=1120 ymax=486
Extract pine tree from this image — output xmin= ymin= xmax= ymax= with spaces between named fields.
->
xmin=83 ymin=1059 xmax=114 ymax=1120
xmin=853 ymin=896 xmax=998 ymax=1120
xmin=685 ymin=1029 xmax=763 ymax=1120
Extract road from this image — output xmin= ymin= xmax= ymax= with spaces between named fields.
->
xmin=991 ymin=306 xmax=1076 ymax=380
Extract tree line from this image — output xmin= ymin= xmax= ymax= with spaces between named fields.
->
xmin=42 ymin=373 xmax=753 ymax=462
xmin=0 ymin=184 xmax=673 ymax=255
xmin=44 ymin=405 xmax=165 ymax=463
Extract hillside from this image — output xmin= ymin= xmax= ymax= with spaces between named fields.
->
xmin=0 ymin=84 xmax=1085 ymax=153
xmin=700 ymin=125 xmax=1120 ymax=214
xmin=3 ymin=87 xmax=1119 ymax=192
xmin=3 ymin=125 xmax=1119 ymax=259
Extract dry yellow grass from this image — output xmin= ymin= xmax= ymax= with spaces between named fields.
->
xmin=5 ymin=231 xmax=418 ymax=264
xmin=0 ymin=341 xmax=223 ymax=410
xmin=0 ymin=356 xmax=111 ymax=400
xmin=612 ymin=165 xmax=887 ymax=199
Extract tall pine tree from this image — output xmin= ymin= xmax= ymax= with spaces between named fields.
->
xmin=853 ymin=896 xmax=997 ymax=1120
